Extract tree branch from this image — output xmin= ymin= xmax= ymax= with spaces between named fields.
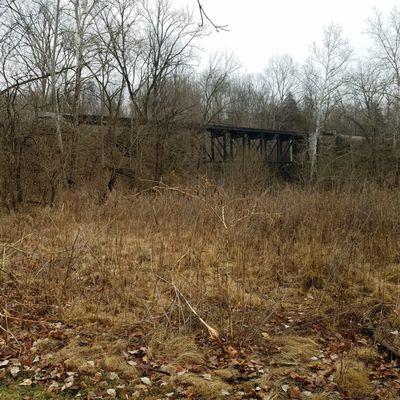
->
xmin=0 ymin=65 xmax=76 ymax=96
xmin=195 ymin=0 xmax=228 ymax=32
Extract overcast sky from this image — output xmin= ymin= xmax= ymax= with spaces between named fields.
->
xmin=175 ymin=0 xmax=399 ymax=73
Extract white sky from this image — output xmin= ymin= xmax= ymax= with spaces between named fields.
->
xmin=175 ymin=0 xmax=400 ymax=73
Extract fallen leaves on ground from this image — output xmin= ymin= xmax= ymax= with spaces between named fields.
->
xmin=0 ymin=315 xmax=399 ymax=400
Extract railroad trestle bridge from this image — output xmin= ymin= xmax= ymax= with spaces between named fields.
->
xmin=40 ymin=112 xmax=306 ymax=165
xmin=203 ymin=124 xmax=304 ymax=164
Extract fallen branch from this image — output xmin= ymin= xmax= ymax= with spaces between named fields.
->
xmin=0 ymin=319 xmax=21 ymax=349
xmin=156 ymin=274 xmax=226 ymax=351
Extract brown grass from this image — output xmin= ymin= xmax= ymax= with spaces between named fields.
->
xmin=1 ymin=182 xmax=400 ymax=396
xmin=334 ymin=356 xmax=374 ymax=398
xmin=172 ymin=373 xmax=231 ymax=399
xmin=2 ymin=183 xmax=400 ymax=330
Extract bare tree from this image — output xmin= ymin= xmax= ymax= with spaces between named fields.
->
xmin=263 ymin=54 xmax=299 ymax=129
xmin=68 ymin=0 xmax=101 ymax=184
xmin=367 ymin=7 xmax=400 ymax=147
xmin=346 ymin=60 xmax=388 ymax=143
xmin=89 ymin=39 xmax=125 ymax=168
xmin=1 ymin=0 xmax=69 ymax=155
xmin=302 ymin=24 xmax=352 ymax=179
xmin=50 ymin=0 xmax=65 ymax=154
xmin=199 ymin=51 xmax=240 ymax=123
xmin=0 ymin=1 xmax=67 ymax=205
xmin=139 ymin=0 xmax=204 ymax=121
xmin=0 ymin=23 xmax=22 ymax=207
xmin=98 ymin=0 xmax=143 ymax=123
xmin=139 ymin=0 xmax=205 ymax=179
xmin=264 ymin=54 xmax=299 ymax=105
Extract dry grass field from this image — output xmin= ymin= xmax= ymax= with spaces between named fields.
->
xmin=1 ymin=182 xmax=400 ymax=399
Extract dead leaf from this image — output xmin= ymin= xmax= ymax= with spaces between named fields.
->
xmin=290 ymin=371 xmax=300 ymax=380
xmin=61 ymin=382 xmax=74 ymax=391
xmin=315 ymin=375 xmax=326 ymax=386
xmin=10 ymin=366 xmax=20 ymax=378
xmin=140 ymin=376 xmax=151 ymax=386
xmin=47 ymin=381 xmax=59 ymax=392
xmin=290 ymin=386 xmax=301 ymax=398
xmin=127 ymin=360 xmax=137 ymax=367
xmin=226 ymin=345 xmax=238 ymax=357
xmin=109 ymin=372 xmax=119 ymax=380
xmin=19 ymin=379 xmax=33 ymax=386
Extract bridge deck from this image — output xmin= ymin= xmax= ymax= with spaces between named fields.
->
xmin=204 ymin=124 xmax=304 ymax=142
xmin=39 ymin=112 xmax=305 ymax=164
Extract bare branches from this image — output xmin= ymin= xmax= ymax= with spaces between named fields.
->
xmin=139 ymin=0 xmax=205 ymax=120
xmin=367 ymin=8 xmax=400 ymax=146
xmin=302 ymin=24 xmax=352 ymax=178
xmin=199 ymin=51 xmax=240 ymax=123
xmin=367 ymin=8 xmax=400 ymax=81
xmin=265 ymin=55 xmax=299 ymax=102
xmin=156 ymin=273 xmax=224 ymax=347
xmin=0 ymin=66 xmax=76 ymax=97
xmin=195 ymin=0 xmax=227 ymax=32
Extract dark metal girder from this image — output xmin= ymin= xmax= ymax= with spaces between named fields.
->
xmin=204 ymin=123 xmax=304 ymax=141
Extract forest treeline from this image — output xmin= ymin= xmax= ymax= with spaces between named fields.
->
xmin=1 ymin=0 xmax=400 ymax=207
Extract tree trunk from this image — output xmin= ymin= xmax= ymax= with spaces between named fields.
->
xmin=70 ymin=59 xmax=83 ymax=186
xmin=51 ymin=0 xmax=63 ymax=155
xmin=309 ymin=126 xmax=320 ymax=180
